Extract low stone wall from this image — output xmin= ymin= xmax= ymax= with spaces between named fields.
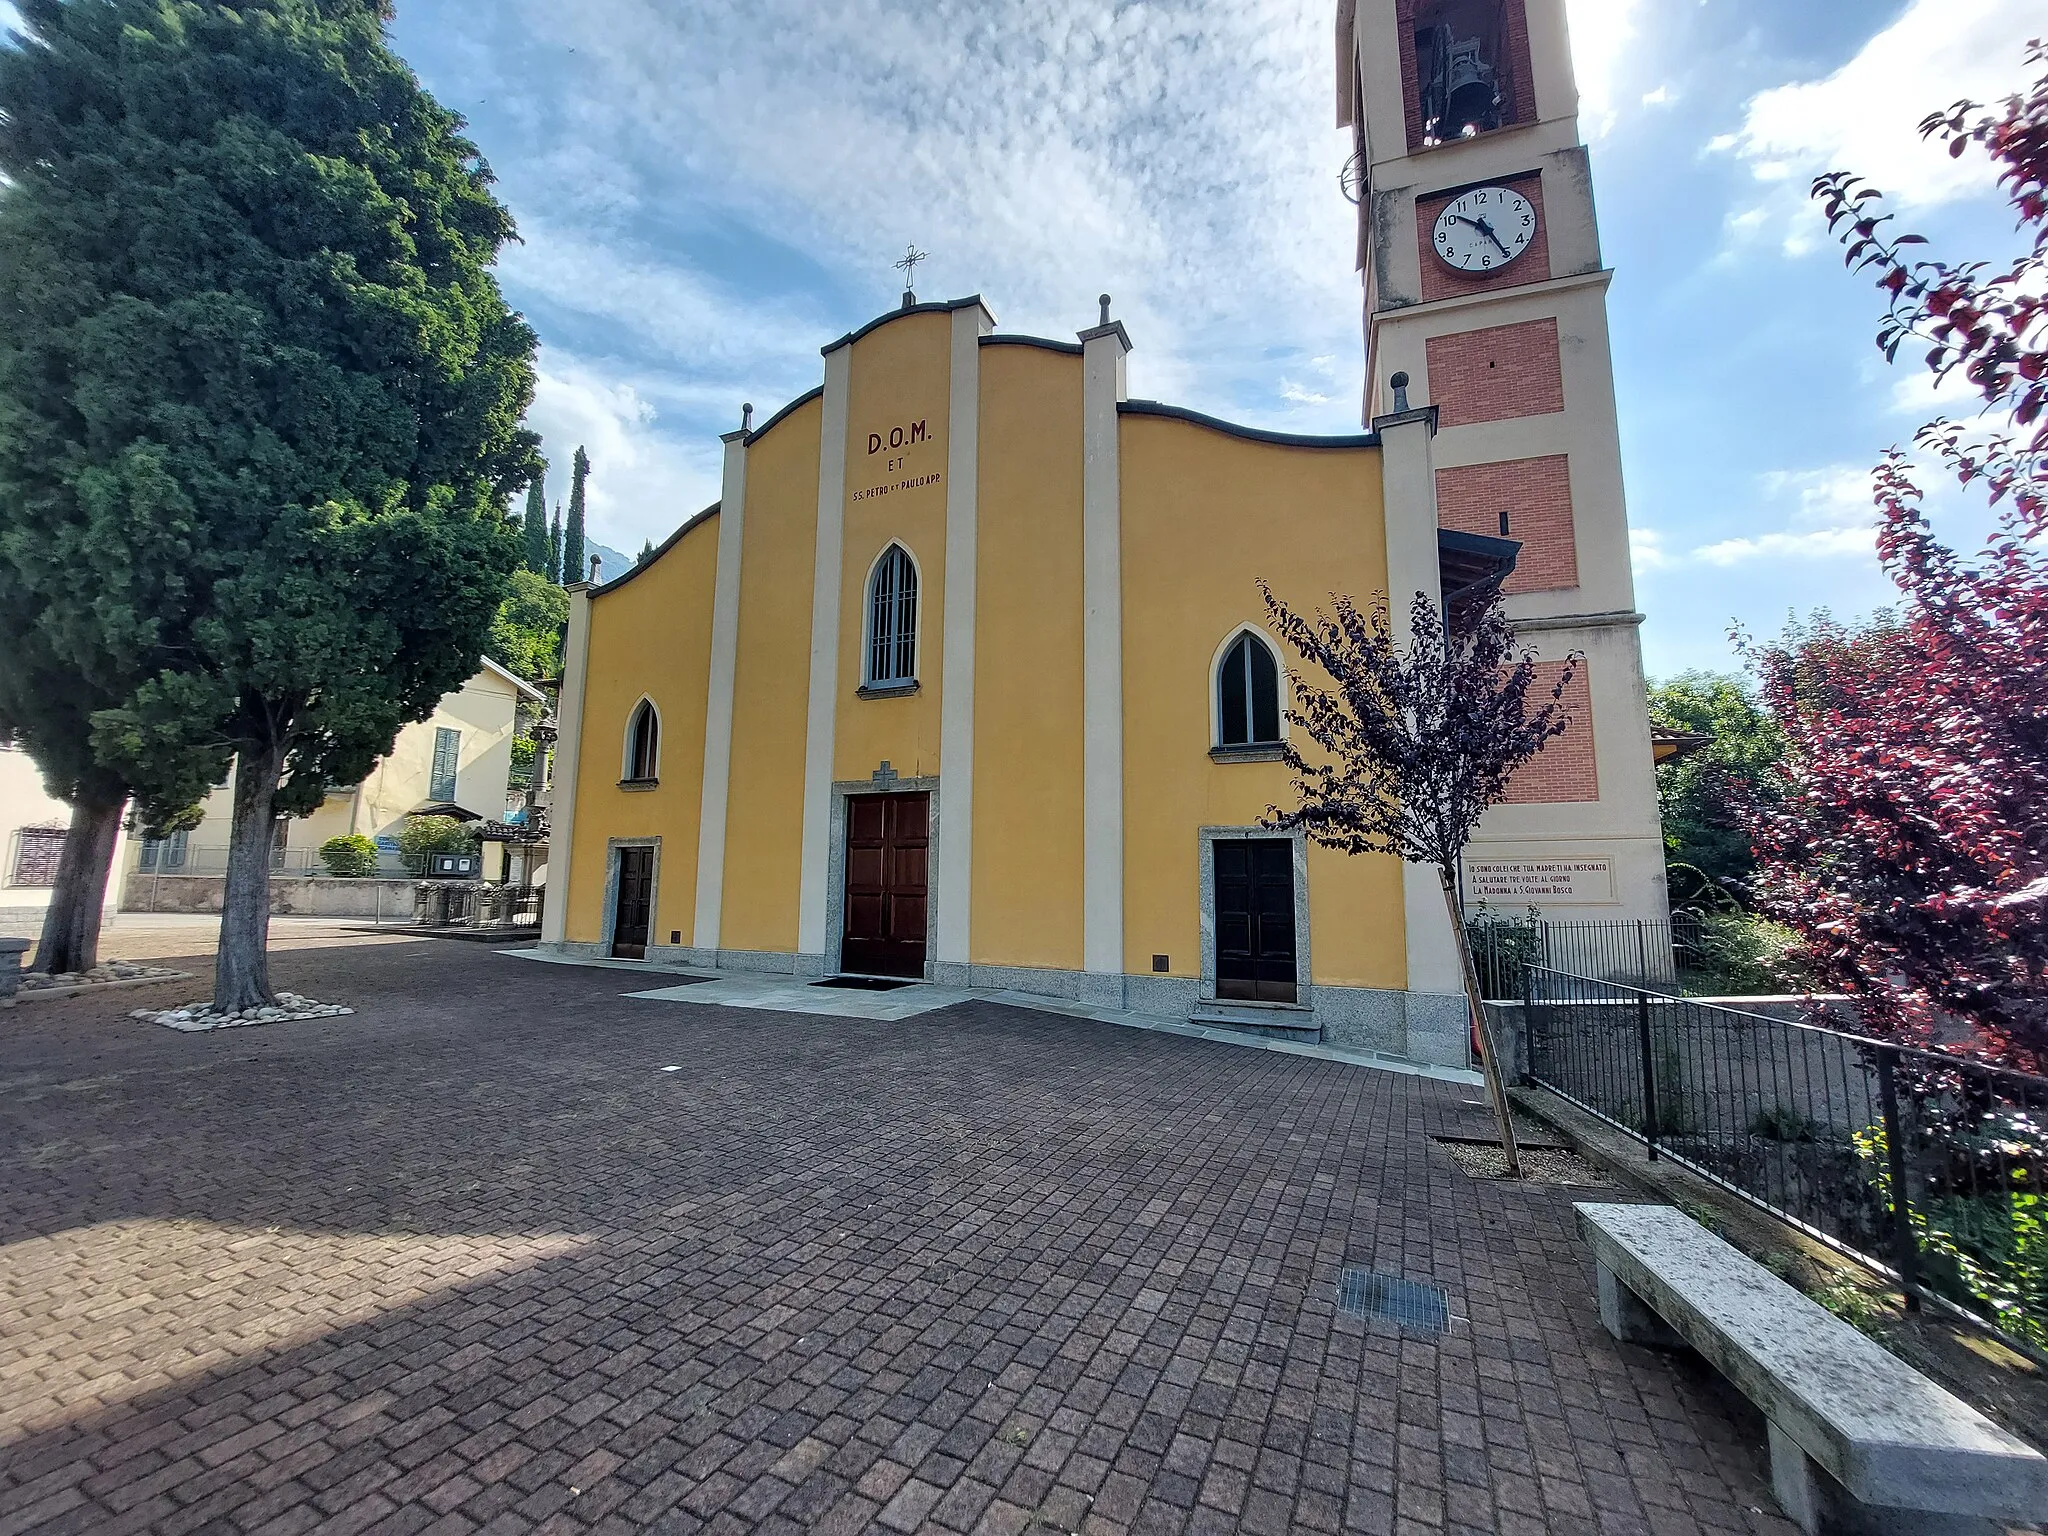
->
xmin=122 ymin=873 xmax=415 ymax=920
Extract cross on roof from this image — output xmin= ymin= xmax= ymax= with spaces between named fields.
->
xmin=892 ymin=245 xmax=928 ymax=293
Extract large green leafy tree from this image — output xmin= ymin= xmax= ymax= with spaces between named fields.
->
xmin=487 ymin=567 xmax=567 ymax=681
xmin=0 ymin=0 xmax=539 ymax=1010
xmin=1647 ymin=672 xmax=1786 ymax=903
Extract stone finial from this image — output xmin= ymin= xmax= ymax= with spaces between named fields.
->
xmin=741 ymin=402 xmax=754 ymax=432
xmin=1390 ymin=371 xmax=1410 ymax=412
xmin=588 ymin=554 xmax=602 ymax=582
xmin=1098 ymin=293 xmax=1112 ymax=327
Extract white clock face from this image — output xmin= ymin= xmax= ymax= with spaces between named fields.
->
xmin=1431 ymin=186 xmax=1537 ymax=273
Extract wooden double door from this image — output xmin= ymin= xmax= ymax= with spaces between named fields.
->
xmin=1214 ymin=838 xmax=1297 ymax=1003
xmin=841 ymin=792 xmax=928 ymax=978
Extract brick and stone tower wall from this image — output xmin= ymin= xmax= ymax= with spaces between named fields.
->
xmin=1338 ymin=0 xmax=1670 ymax=928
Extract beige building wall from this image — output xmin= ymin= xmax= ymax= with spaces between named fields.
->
xmin=0 ymin=743 xmax=129 ymax=933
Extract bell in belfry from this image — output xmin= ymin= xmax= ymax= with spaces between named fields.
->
xmin=1442 ymin=36 xmax=1499 ymax=136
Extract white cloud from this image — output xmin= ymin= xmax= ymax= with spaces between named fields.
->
xmin=1564 ymin=0 xmax=1642 ymax=139
xmin=1630 ymin=526 xmax=1673 ymax=572
xmin=0 ymin=3 xmax=23 ymax=36
xmin=1647 ymin=465 xmax=1879 ymax=569
xmin=505 ymin=223 xmax=825 ymax=402
xmin=501 ymin=0 xmax=1362 ymax=428
xmin=1279 ymin=381 xmax=1332 ymax=406
xmin=1888 ymin=365 xmax=1985 ymax=418
xmin=1714 ymin=0 xmax=2039 ymax=254
xmin=1690 ymin=525 xmax=1873 ymax=566
xmin=525 ymin=352 xmax=723 ymax=553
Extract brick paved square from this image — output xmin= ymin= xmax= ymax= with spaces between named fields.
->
xmin=1 ymin=935 xmax=1799 ymax=1533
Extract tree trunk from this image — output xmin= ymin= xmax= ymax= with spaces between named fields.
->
xmin=216 ymin=747 xmax=284 ymax=1012
xmin=1441 ymin=873 xmax=1523 ymax=1178
xmin=32 ymin=793 xmax=125 ymax=976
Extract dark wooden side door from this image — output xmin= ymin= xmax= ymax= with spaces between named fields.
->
xmin=1214 ymin=838 xmax=1297 ymax=1003
xmin=841 ymin=792 xmax=929 ymax=978
xmin=611 ymin=847 xmax=654 ymax=959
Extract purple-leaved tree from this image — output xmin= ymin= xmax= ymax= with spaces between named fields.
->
xmin=1737 ymin=41 xmax=2048 ymax=1071
xmin=1260 ymin=579 xmax=1579 ymax=1176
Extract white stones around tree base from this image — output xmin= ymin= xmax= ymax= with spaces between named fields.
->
xmin=22 ymin=962 xmax=188 ymax=997
xmin=133 ymin=992 xmax=354 ymax=1032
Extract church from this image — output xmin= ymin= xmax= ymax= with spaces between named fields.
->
xmin=536 ymin=0 xmax=1665 ymax=1069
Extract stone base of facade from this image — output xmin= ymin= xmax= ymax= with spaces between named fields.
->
xmin=532 ymin=941 xmax=1474 ymax=1069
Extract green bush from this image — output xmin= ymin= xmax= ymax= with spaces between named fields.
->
xmin=397 ymin=815 xmax=478 ymax=874
xmin=1682 ymin=911 xmax=1806 ymax=995
xmin=1464 ymin=904 xmax=1543 ymax=999
xmin=317 ymin=834 xmax=380 ymax=879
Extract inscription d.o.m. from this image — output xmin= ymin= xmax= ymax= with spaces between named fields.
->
xmin=867 ymin=420 xmax=927 ymax=455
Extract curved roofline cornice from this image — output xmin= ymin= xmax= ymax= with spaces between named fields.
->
xmin=980 ymin=333 xmax=1084 ymax=356
xmin=590 ymin=500 xmax=720 ymax=597
xmin=1117 ymin=399 xmax=1380 ymax=449
xmin=822 ymin=295 xmax=993 ymax=355
xmin=743 ymin=385 xmax=824 ymax=444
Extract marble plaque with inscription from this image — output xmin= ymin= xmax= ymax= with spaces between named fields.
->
xmin=1467 ymin=857 xmax=1616 ymax=905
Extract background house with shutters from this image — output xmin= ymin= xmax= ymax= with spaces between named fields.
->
xmin=118 ymin=657 xmax=543 ymax=887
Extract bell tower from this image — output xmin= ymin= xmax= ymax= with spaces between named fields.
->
xmin=1338 ymin=0 xmax=1669 ymax=929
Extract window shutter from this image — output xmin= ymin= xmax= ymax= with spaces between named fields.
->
xmin=431 ymin=727 xmax=460 ymax=801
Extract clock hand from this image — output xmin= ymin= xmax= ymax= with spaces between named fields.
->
xmin=1471 ymin=215 xmax=1513 ymax=258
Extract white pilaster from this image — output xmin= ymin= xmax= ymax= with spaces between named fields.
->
xmin=692 ymin=420 xmax=749 ymax=952
xmin=796 ymin=349 xmax=852 ymax=961
xmin=1373 ymin=389 xmax=1466 ymax=997
xmin=1079 ymin=300 xmax=1131 ymax=995
xmin=540 ymin=582 xmax=593 ymax=945
xmin=935 ymin=302 xmax=994 ymax=975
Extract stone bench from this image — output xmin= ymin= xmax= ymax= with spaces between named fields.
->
xmin=1574 ymin=1201 xmax=2047 ymax=1535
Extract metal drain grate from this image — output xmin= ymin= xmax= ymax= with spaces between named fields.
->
xmin=1336 ymin=1267 xmax=1451 ymax=1334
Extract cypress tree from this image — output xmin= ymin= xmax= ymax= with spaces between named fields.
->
xmin=637 ymin=539 xmax=656 ymax=567
xmin=547 ymin=502 xmax=563 ymax=583
xmin=521 ymin=469 xmax=549 ymax=573
xmin=0 ymin=0 xmax=540 ymax=1010
xmin=564 ymin=446 xmax=589 ymax=584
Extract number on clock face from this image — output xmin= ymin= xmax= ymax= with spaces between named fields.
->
xmin=1431 ymin=186 xmax=1537 ymax=273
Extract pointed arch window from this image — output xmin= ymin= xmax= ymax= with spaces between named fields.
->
xmin=1217 ymin=632 xmax=1282 ymax=747
xmin=865 ymin=544 xmax=918 ymax=688
xmin=624 ymin=699 xmax=660 ymax=784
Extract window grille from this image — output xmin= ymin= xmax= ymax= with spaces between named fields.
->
xmin=626 ymin=702 xmax=659 ymax=780
xmin=430 ymin=726 xmax=461 ymax=802
xmin=11 ymin=826 xmax=66 ymax=887
xmin=1218 ymin=633 xmax=1282 ymax=746
xmin=867 ymin=546 xmax=918 ymax=685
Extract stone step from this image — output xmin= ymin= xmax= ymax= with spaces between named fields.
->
xmin=1188 ymin=1003 xmax=1322 ymax=1044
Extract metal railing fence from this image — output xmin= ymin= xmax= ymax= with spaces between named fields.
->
xmin=1523 ymin=964 xmax=2048 ymax=1355
xmin=1467 ymin=915 xmax=1700 ymax=997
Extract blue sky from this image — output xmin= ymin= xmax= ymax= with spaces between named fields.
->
xmin=3 ymin=0 xmax=2038 ymax=679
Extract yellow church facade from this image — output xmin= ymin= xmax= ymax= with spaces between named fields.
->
xmin=539 ymin=295 xmax=1495 ymax=1065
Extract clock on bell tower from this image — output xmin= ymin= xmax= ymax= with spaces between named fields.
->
xmin=1335 ymin=0 xmax=1671 ymax=933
